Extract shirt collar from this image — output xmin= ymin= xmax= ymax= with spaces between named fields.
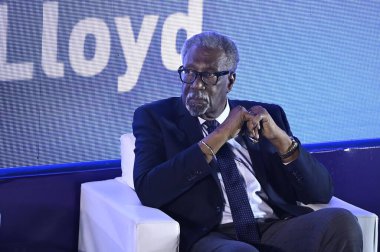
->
xmin=198 ymin=101 xmax=230 ymax=125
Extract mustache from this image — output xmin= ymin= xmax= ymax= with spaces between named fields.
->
xmin=186 ymin=91 xmax=209 ymax=100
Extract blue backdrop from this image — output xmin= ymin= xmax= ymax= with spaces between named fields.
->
xmin=1 ymin=0 xmax=379 ymax=168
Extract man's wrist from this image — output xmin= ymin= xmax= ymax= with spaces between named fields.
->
xmin=270 ymin=131 xmax=293 ymax=154
xmin=278 ymin=137 xmax=299 ymax=159
xmin=199 ymin=140 xmax=216 ymax=160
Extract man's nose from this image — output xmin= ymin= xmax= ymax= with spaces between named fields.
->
xmin=190 ymin=74 xmax=205 ymax=89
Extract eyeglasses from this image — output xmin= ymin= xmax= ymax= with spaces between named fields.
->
xmin=177 ymin=66 xmax=231 ymax=86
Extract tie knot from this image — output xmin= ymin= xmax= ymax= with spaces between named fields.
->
xmin=204 ymin=120 xmax=219 ymax=134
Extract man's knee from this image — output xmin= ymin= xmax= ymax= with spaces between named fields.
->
xmin=324 ymin=208 xmax=362 ymax=236
xmin=320 ymin=208 xmax=363 ymax=251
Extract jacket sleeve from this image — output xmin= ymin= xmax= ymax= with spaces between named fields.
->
xmin=272 ymin=105 xmax=333 ymax=204
xmin=132 ymin=105 xmax=212 ymax=208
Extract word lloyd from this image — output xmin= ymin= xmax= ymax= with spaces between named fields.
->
xmin=0 ymin=0 xmax=203 ymax=92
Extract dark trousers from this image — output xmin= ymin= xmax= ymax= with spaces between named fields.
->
xmin=190 ymin=208 xmax=363 ymax=252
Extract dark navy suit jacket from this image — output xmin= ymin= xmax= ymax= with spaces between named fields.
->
xmin=132 ymin=97 xmax=333 ymax=252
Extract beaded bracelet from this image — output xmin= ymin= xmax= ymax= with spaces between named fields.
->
xmin=278 ymin=137 xmax=299 ymax=159
xmin=200 ymin=140 xmax=217 ymax=160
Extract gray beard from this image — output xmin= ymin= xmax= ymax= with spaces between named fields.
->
xmin=185 ymin=92 xmax=210 ymax=117
xmin=186 ymin=102 xmax=209 ymax=116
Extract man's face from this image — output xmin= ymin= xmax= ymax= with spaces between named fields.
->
xmin=181 ymin=45 xmax=235 ymax=120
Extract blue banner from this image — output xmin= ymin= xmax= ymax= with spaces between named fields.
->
xmin=1 ymin=0 xmax=380 ymax=167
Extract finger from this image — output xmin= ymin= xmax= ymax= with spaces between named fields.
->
xmin=253 ymin=126 xmax=260 ymax=140
xmin=244 ymin=114 xmax=260 ymax=142
xmin=237 ymin=105 xmax=248 ymax=113
xmin=244 ymin=120 xmax=251 ymax=132
xmin=256 ymin=119 xmax=261 ymax=131
xmin=248 ymin=110 xmax=263 ymax=129
xmin=251 ymin=106 xmax=270 ymax=124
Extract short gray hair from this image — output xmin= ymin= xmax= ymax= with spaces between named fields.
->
xmin=181 ymin=31 xmax=240 ymax=72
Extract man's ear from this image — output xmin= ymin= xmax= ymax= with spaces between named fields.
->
xmin=227 ymin=72 xmax=236 ymax=92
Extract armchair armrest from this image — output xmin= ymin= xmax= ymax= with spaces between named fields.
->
xmin=78 ymin=178 xmax=180 ymax=252
xmin=305 ymin=197 xmax=378 ymax=252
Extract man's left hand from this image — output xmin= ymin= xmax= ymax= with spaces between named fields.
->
xmin=245 ymin=106 xmax=292 ymax=155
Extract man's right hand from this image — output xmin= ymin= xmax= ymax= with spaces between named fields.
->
xmin=199 ymin=105 xmax=249 ymax=162
xmin=218 ymin=105 xmax=249 ymax=140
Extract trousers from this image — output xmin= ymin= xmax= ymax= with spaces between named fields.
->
xmin=190 ymin=208 xmax=363 ymax=252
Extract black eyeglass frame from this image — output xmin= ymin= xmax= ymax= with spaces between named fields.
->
xmin=177 ymin=65 xmax=231 ymax=86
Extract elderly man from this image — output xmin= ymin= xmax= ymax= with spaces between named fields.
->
xmin=132 ymin=31 xmax=362 ymax=252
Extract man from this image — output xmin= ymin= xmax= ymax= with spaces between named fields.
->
xmin=132 ymin=31 xmax=362 ymax=252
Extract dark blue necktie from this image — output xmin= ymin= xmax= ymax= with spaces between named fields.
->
xmin=204 ymin=120 xmax=260 ymax=244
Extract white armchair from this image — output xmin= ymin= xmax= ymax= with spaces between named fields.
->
xmin=78 ymin=133 xmax=378 ymax=252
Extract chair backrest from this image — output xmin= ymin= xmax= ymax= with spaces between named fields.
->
xmin=120 ymin=133 xmax=136 ymax=189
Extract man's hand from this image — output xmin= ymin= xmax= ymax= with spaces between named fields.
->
xmin=200 ymin=105 xmax=297 ymax=163
xmin=245 ymin=106 xmax=293 ymax=155
xmin=218 ymin=105 xmax=249 ymax=139
xmin=198 ymin=105 xmax=249 ymax=162
xmin=245 ymin=106 xmax=282 ymax=141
